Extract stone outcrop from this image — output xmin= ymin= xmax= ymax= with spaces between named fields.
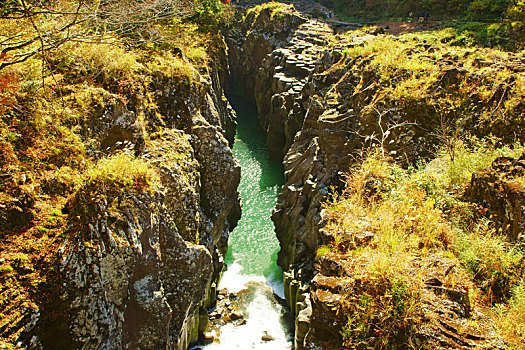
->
xmin=466 ymin=154 xmax=525 ymax=243
xmin=25 ymin=40 xmax=241 ymax=350
xmin=255 ymin=21 xmax=333 ymax=162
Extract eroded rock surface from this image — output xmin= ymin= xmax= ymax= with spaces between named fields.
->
xmin=227 ymin=3 xmax=525 ymax=349
xmin=466 ymin=154 xmax=525 ymax=243
xmin=27 ymin=43 xmax=241 ymax=350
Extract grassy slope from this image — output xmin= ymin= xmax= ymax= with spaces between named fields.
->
xmin=322 ymin=145 xmax=525 ymax=348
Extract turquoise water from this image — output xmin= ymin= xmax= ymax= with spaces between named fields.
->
xmin=198 ymin=96 xmax=292 ymax=350
xmin=225 ymin=95 xmax=285 ymax=281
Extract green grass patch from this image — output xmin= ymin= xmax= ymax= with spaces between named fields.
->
xmin=83 ymin=152 xmax=159 ymax=194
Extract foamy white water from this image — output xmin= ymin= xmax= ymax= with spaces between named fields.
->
xmin=202 ymin=262 xmax=292 ymax=349
xmin=202 ymin=293 xmax=292 ymax=349
xmin=219 ymin=262 xmax=285 ymax=298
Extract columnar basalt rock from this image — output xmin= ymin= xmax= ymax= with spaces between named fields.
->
xmin=255 ymin=21 xmax=333 ymax=162
xmin=227 ymin=3 xmax=525 ymax=348
xmin=227 ymin=4 xmax=307 ymax=103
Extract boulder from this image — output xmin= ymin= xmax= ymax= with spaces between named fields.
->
xmin=466 ymin=154 xmax=525 ymax=242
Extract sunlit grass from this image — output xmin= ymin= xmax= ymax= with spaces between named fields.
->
xmin=495 ymin=281 xmax=525 ymax=348
xmin=83 ymin=151 xmax=159 ymax=193
xmin=321 ymin=141 xmax=525 ymax=347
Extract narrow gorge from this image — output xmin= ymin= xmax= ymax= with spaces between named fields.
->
xmin=2 ymin=1 xmax=525 ymax=349
xmin=222 ymin=3 xmax=525 ymax=349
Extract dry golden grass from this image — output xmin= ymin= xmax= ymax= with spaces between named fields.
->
xmin=321 ymin=143 xmax=525 ymax=347
xmin=83 ymin=151 xmax=160 ymax=194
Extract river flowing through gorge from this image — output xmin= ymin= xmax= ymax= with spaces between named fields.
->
xmin=196 ymin=96 xmax=293 ymax=349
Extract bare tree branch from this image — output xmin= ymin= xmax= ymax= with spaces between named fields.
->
xmin=0 ymin=0 xmax=205 ymax=71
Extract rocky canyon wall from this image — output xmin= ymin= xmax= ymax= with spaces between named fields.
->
xmin=226 ymin=2 xmax=525 ymax=349
xmin=23 ymin=39 xmax=241 ymax=350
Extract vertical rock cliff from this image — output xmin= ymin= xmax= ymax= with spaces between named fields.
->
xmin=17 ymin=38 xmax=242 ymax=349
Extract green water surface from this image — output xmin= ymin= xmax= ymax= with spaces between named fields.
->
xmin=225 ymin=95 xmax=285 ymax=280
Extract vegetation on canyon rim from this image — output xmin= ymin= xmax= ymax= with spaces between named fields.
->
xmin=318 ymin=0 xmax=525 ymax=51
xmin=319 ymin=0 xmax=522 ymax=20
xmin=1 ymin=0 xmax=525 ymax=349
xmin=315 ymin=13 xmax=525 ymax=347
xmin=306 ymin=10 xmax=525 ymax=344
xmin=321 ymin=142 xmax=525 ymax=348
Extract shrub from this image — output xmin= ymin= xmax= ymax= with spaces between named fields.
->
xmin=186 ymin=46 xmax=209 ymax=66
xmin=245 ymin=2 xmax=292 ymax=23
xmin=50 ymin=41 xmax=143 ymax=83
xmin=0 ymin=56 xmax=18 ymax=114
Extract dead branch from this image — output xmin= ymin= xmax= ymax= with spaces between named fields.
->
xmin=0 ymin=0 xmax=203 ymax=71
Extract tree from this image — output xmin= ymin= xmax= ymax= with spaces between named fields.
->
xmin=0 ymin=0 xmax=216 ymax=71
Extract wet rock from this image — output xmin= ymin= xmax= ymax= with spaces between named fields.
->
xmin=294 ymin=293 xmax=312 ymax=350
xmin=202 ymin=332 xmax=216 ymax=344
xmin=229 ymin=311 xmax=243 ymax=321
xmin=209 ymin=311 xmax=221 ymax=320
xmin=199 ymin=308 xmax=209 ymax=334
xmin=261 ymin=331 xmax=275 ymax=342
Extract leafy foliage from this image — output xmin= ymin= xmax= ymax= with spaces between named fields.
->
xmin=0 ymin=53 xmax=18 ymax=113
